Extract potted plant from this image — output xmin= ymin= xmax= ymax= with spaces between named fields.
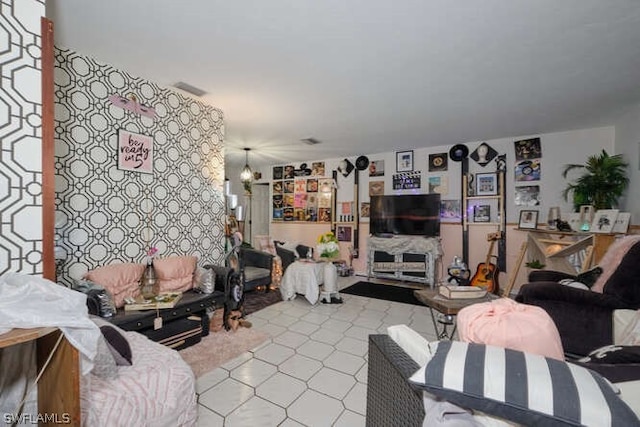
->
xmin=561 ymin=150 xmax=629 ymax=211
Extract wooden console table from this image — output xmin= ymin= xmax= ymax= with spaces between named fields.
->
xmin=0 ymin=327 xmax=80 ymax=426
xmin=367 ymin=236 xmax=442 ymax=286
xmin=523 ymin=229 xmax=618 ymax=274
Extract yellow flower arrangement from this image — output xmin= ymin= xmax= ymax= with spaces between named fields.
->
xmin=316 ymin=232 xmax=340 ymax=259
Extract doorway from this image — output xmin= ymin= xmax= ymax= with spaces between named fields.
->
xmin=250 ymin=183 xmax=270 ymax=245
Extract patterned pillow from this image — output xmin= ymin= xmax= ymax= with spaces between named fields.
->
xmin=409 ymin=340 xmax=639 ymax=426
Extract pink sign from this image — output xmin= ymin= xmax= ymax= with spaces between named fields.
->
xmin=118 ymin=130 xmax=153 ymax=173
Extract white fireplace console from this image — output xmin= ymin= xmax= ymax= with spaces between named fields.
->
xmin=367 ymin=235 xmax=442 ymax=286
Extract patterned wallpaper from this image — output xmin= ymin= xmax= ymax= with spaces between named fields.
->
xmin=54 ymin=48 xmax=226 ymax=286
xmin=0 ymin=0 xmax=45 ymax=276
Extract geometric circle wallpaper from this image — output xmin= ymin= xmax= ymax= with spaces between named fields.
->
xmin=54 ymin=48 xmax=226 ymax=287
xmin=0 ymin=0 xmax=46 ymax=276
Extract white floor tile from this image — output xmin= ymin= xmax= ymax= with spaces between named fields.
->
xmin=344 ymin=325 xmax=378 ymax=341
xmin=196 ymin=367 xmax=229 ymax=394
xmin=308 ymin=367 xmax=356 ymax=400
xmin=301 ymin=311 xmax=330 ymax=324
xmin=311 ymin=327 xmax=344 ymax=345
xmin=230 ymin=358 xmax=277 ymax=387
xmin=255 ymin=372 xmax=307 ymax=407
xmin=222 ymin=351 xmax=254 ymax=370
xmin=322 ymin=318 xmax=352 ymax=333
xmin=296 ymin=339 xmax=335 ymax=361
xmin=225 ymin=396 xmax=286 ymax=427
xmin=273 ymin=330 xmax=309 ymax=349
xmin=197 ymin=405 xmax=224 ymax=427
xmin=254 ymin=342 xmax=295 ymax=365
xmin=288 ymin=319 xmax=320 ymax=335
xmin=255 ymin=322 xmax=287 ymax=337
xmin=355 ymin=365 xmax=368 ymax=384
xmin=287 ymin=389 xmax=344 ymax=427
xmin=330 ymin=309 xmax=360 ymax=322
xmin=335 ymin=336 xmax=368 ymax=357
xmin=270 ymin=313 xmax=299 ymax=327
xmin=279 ymin=418 xmax=306 ymax=427
xmin=199 ymin=378 xmax=254 ymax=416
xmin=284 ymin=305 xmax=314 ymax=318
xmin=351 ymin=315 xmax=382 ymax=330
xmin=334 ymin=409 xmax=366 ymax=427
xmin=343 ymin=382 xmax=367 ymax=415
xmin=323 ymin=350 xmax=365 ymax=375
xmin=278 ymin=354 xmax=323 ymax=381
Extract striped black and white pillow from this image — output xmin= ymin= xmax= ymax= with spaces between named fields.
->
xmin=409 ymin=341 xmax=639 ymax=426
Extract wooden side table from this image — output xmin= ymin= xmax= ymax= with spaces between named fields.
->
xmin=414 ymin=288 xmax=498 ymax=339
xmin=0 ymin=327 xmax=80 ymax=425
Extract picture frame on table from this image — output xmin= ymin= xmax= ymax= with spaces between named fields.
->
xmin=518 ymin=210 xmax=539 ymax=229
xmin=612 ymin=212 xmax=631 ymax=234
xmin=590 ymin=209 xmax=619 ymax=233
xmin=475 ymin=172 xmax=498 ymax=196
xmin=396 ymin=150 xmax=414 ymax=172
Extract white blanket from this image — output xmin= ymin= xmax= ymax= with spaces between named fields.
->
xmin=279 ymin=261 xmax=325 ymax=304
xmin=0 ymin=272 xmax=100 ymax=374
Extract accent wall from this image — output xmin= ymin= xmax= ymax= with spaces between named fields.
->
xmin=0 ymin=0 xmax=45 ymax=276
xmin=54 ymin=48 xmax=226 ymax=286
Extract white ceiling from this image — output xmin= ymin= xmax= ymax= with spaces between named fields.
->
xmin=47 ymin=1 xmax=640 ymax=172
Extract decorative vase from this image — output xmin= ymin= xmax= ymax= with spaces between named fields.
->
xmin=140 ymin=260 xmax=157 ymax=300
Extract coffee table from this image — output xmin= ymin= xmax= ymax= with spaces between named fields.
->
xmin=414 ymin=288 xmax=499 ymax=339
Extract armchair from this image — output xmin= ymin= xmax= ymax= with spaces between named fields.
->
xmin=239 ymin=246 xmax=274 ymax=293
xmin=516 ymin=235 xmax=640 ymax=357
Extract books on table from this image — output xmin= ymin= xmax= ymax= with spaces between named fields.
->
xmin=439 ymin=285 xmax=487 ymax=299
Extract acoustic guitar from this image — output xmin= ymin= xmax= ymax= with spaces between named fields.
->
xmin=470 ymin=232 xmax=501 ymax=294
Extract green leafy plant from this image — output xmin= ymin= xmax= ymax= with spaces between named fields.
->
xmin=562 ymin=150 xmax=629 ymax=211
xmin=525 ymin=259 xmax=545 ymax=269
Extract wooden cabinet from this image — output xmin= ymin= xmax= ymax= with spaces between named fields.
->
xmin=0 ymin=327 xmax=80 ymax=426
xmin=525 ymin=229 xmax=617 ymax=274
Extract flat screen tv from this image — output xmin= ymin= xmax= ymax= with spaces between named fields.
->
xmin=370 ymin=194 xmax=441 ymax=237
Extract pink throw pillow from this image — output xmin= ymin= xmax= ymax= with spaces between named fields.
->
xmin=84 ymin=263 xmax=145 ymax=308
xmin=154 ymin=256 xmax=197 ymax=293
xmin=457 ymin=298 xmax=564 ymax=360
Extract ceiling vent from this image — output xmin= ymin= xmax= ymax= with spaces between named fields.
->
xmin=301 ymin=137 xmax=321 ymax=145
xmin=173 ymin=82 xmax=207 ymax=97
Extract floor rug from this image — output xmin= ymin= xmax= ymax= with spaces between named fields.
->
xmin=180 ymin=327 xmax=269 ymax=378
xmin=341 ymin=281 xmax=423 ymax=306
xmin=243 ymin=288 xmax=283 ymax=316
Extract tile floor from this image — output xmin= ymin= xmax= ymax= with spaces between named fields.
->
xmin=196 ymin=276 xmax=440 ymax=426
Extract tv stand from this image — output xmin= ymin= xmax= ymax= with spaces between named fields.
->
xmin=367 ymin=235 xmax=442 ymax=286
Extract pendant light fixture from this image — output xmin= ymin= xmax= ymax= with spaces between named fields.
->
xmin=240 ymin=148 xmax=253 ymax=184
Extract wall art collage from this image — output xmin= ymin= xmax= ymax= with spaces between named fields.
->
xmin=272 ymin=163 xmax=332 ymax=222
xmin=514 ymin=137 xmax=542 ymax=207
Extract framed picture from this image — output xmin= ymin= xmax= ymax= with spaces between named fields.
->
xmin=396 ymin=150 xmax=414 ymax=172
xmin=518 ymin=210 xmax=539 ymax=229
xmin=475 ymin=172 xmax=497 ymax=196
xmin=612 ymin=212 xmax=631 ymax=234
xmin=118 ymin=130 xmax=153 ymax=174
xmin=337 ymin=225 xmax=352 ymax=242
xmin=473 ymin=205 xmax=491 ymax=222
xmin=428 ymin=153 xmax=448 ymax=172
xmin=440 ymin=199 xmax=462 ymax=223
xmin=591 ymin=209 xmax=619 ymax=233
